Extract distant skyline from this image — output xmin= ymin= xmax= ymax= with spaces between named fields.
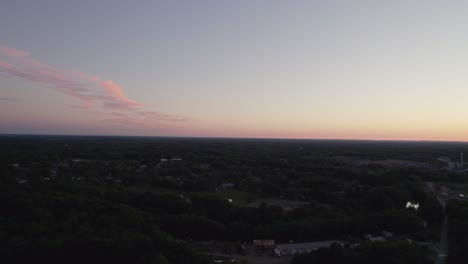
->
xmin=2 ymin=1 xmax=468 ymax=141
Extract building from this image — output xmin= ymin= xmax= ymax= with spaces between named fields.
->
xmin=254 ymin=239 xmax=275 ymax=249
xmin=382 ymin=230 xmax=393 ymax=237
xmin=220 ymin=183 xmax=234 ymax=190
xmin=364 ymin=234 xmax=386 ymax=242
xmin=274 ymin=241 xmax=341 ymax=256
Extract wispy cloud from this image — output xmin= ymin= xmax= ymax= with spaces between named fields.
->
xmin=0 ymin=44 xmax=188 ymax=124
xmin=0 ymin=97 xmax=19 ymax=103
xmin=137 ymin=110 xmax=189 ymax=122
xmin=99 ymin=79 xmax=142 ymax=107
xmin=0 ymin=46 xmax=29 ymax=57
xmin=0 ymin=60 xmax=12 ymax=68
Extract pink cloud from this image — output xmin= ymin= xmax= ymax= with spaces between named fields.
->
xmin=0 ymin=44 xmax=189 ymax=127
xmin=0 ymin=45 xmax=29 ymax=57
xmin=99 ymin=79 xmax=142 ymax=107
xmin=0 ymin=60 xmax=12 ymax=68
xmin=0 ymin=65 xmax=96 ymax=109
xmin=0 ymin=46 xmax=95 ymax=109
xmin=89 ymin=76 xmax=101 ymax=82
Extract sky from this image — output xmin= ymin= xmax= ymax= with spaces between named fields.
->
xmin=2 ymin=0 xmax=468 ymax=141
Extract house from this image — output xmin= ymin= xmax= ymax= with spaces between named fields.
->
xmin=137 ymin=165 xmax=147 ymax=174
xmin=16 ymin=178 xmax=27 ymax=184
xmin=157 ymin=158 xmax=169 ymax=168
xmin=179 ymin=194 xmax=192 ymax=204
xmin=406 ymin=201 xmax=419 ymax=210
xmin=72 ymin=158 xmax=88 ymax=163
xmin=105 ymin=176 xmax=122 ymax=184
xmin=382 ymin=230 xmax=393 ymax=237
xmin=274 ymin=241 xmax=341 ymax=256
xmin=364 ymin=234 xmax=386 ymax=242
xmin=220 ymin=183 xmax=234 ymax=190
xmin=50 ymin=168 xmax=57 ymax=178
xmin=72 ymin=177 xmax=85 ymax=181
xmin=254 ymin=239 xmax=275 ymax=249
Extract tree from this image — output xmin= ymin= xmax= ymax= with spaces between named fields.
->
xmin=152 ymin=253 xmax=170 ymax=264
xmin=419 ymin=195 xmax=444 ymax=227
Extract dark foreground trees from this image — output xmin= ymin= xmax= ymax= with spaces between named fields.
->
xmin=2 ymin=136 xmax=461 ymax=263
xmin=446 ymin=199 xmax=468 ymax=263
xmin=292 ymin=241 xmax=432 ymax=264
xmin=0 ymin=183 xmax=211 ymax=264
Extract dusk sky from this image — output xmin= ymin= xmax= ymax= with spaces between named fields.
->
xmin=2 ymin=0 xmax=468 ymax=141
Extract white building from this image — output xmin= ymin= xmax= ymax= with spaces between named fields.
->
xmin=274 ymin=241 xmax=341 ymax=256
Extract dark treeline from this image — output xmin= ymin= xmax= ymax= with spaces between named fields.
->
xmin=446 ymin=200 xmax=468 ymax=263
xmin=0 ymin=135 xmax=463 ymax=263
xmin=291 ymin=240 xmax=432 ymax=264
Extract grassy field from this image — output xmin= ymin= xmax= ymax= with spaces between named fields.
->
xmin=439 ymin=182 xmax=468 ymax=196
xmin=127 ymin=185 xmax=258 ymax=206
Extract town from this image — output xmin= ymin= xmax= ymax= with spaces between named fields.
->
xmin=2 ymin=135 xmax=468 ymax=264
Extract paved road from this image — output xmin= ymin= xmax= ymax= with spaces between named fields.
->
xmin=436 ymin=213 xmax=448 ymax=264
xmin=435 ymin=194 xmax=448 ymax=264
xmin=425 ymin=182 xmax=449 ymax=264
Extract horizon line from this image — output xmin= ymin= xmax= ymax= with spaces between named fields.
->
xmin=1 ymin=133 xmax=468 ymax=144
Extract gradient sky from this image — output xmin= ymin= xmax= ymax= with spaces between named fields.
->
xmin=2 ymin=0 xmax=468 ymax=140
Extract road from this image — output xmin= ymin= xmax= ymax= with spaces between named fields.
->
xmin=436 ymin=217 xmax=448 ymax=264
xmin=435 ymin=196 xmax=448 ymax=264
xmin=425 ymin=182 xmax=449 ymax=264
